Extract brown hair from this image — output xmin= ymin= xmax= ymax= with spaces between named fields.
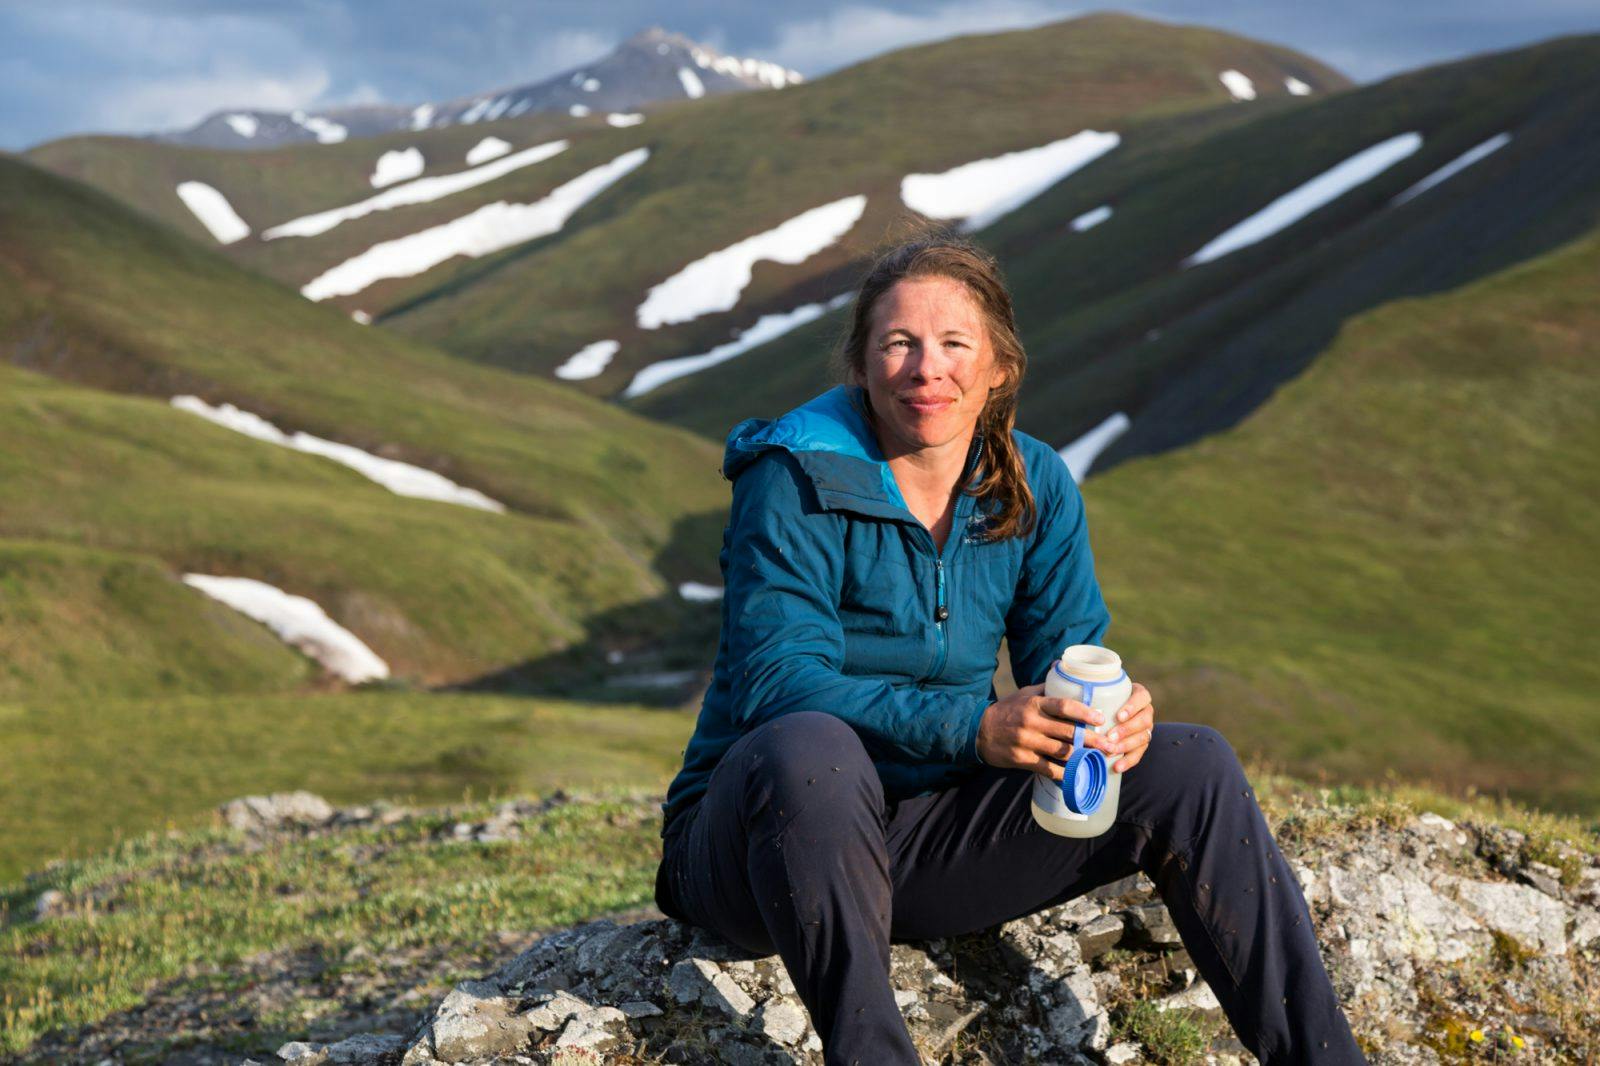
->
xmin=831 ymin=230 xmax=1036 ymax=541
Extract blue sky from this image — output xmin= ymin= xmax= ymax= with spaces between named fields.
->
xmin=2 ymin=0 xmax=1596 ymax=150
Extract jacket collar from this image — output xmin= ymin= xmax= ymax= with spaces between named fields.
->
xmin=723 ymin=384 xmax=984 ymax=523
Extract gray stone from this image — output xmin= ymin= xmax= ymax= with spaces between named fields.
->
xmin=1521 ymin=861 xmax=1564 ymax=899
xmin=430 ymin=979 xmax=535 ymax=1063
xmin=706 ymin=970 xmax=757 ymax=1018
xmin=554 ymin=1006 xmax=628 ymax=1051
xmin=754 ymin=999 xmax=810 ymax=1046
xmin=1570 ymin=907 xmax=1600 ymax=951
xmin=1123 ymin=902 xmax=1182 ymax=946
xmin=1104 ymin=1041 xmax=1142 ymax=1064
xmin=1076 ymin=913 xmax=1125 ymax=960
xmin=324 ymin=1034 xmax=405 ymax=1064
xmin=1448 ymin=876 xmax=1568 ymax=955
xmin=1156 ymin=980 xmax=1223 ymax=1017
xmin=276 ymin=1042 xmax=328 ymax=1064
xmin=619 ymin=999 xmax=664 ymax=1019
xmin=32 ymin=889 xmax=66 ymax=922
xmin=523 ymin=989 xmax=589 ymax=1032
xmin=224 ymin=792 xmax=335 ymax=833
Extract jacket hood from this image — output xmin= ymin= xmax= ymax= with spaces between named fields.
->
xmin=723 ymin=385 xmax=983 ymax=522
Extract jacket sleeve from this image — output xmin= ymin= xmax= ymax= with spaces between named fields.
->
xmin=1005 ymin=448 xmax=1112 ymax=690
xmin=723 ymin=450 xmax=990 ymax=765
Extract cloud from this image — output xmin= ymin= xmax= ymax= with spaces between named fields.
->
xmin=103 ymin=67 xmax=333 ymax=132
xmin=761 ymin=0 xmax=1077 ymax=74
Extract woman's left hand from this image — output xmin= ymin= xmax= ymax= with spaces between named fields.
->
xmin=1105 ymin=682 xmax=1156 ymax=772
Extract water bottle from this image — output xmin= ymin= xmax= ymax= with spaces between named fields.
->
xmin=1030 ymin=644 xmax=1133 ymax=838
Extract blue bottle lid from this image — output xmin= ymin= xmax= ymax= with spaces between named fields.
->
xmin=1060 ymin=723 xmax=1108 ymax=814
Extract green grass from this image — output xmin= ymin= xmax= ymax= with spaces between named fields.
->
xmin=0 ymin=689 xmax=693 ymax=883
xmin=1114 ymin=1000 xmax=1217 ymax=1065
xmin=0 ymin=790 xmax=671 ymax=1059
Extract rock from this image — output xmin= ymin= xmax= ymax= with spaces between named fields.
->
xmin=276 ymin=1042 xmax=328 ymax=1064
xmin=223 ymin=792 xmax=336 ymax=833
xmin=324 ymin=1034 xmax=405 ymax=1064
xmin=1448 ymin=877 xmax=1568 ymax=954
xmin=1156 ymin=980 xmax=1223 ymax=1017
xmin=1571 ymin=907 xmax=1600 ymax=951
xmin=753 ymin=999 xmax=810 ymax=1046
xmin=429 ymin=979 xmax=535 ymax=1063
xmin=1521 ymin=861 xmax=1564 ymax=899
xmin=1123 ymin=902 xmax=1182 ymax=947
xmin=1105 ymin=1041 xmax=1142 ymax=1063
xmin=32 ymin=889 xmax=66 ymax=921
xmin=554 ymin=1005 xmax=628 ymax=1051
xmin=1075 ymin=913 xmax=1125 ymax=960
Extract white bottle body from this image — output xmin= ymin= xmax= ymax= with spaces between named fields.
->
xmin=1030 ymin=645 xmax=1132 ymax=838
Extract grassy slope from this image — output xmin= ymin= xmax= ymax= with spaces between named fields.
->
xmin=22 ymin=13 xmax=1349 ymax=393
xmin=3 ymin=772 xmax=1594 ymax=1060
xmin=0 ymin=154 xmax=725 ymax=690
xmin=1082 ymin=223 xmax=1600 ymax=813
xmin=634 ymin=34 xmax=1600 ymax=454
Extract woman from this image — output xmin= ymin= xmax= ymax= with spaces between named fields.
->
xmin=654 ymin=235 xmax=1365 ymax=1065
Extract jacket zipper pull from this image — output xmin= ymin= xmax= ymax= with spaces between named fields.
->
xmin=935 ymin=559 xmax=948 ymax=622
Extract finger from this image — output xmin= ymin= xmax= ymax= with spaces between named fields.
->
xmin=1024 ymin=712 xmax=1083 ymax=744
xmin=1105 ymin=709 xmax=1154 ymax=752
xmin=1021 ymin=728 xmax=1077 ymax=762
xmin=1114 ymin=683 xmax=1152 ymax=722
xmin=1037 ymin=696 xmax=1103 ymax=726
xmin=1115 ymin=738 xmax=1151 ymax=773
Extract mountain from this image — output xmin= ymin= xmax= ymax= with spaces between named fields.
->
xmin=25 ymin=12 xmax=1349 ymax=411
xmin=147 ymin=27 xmax=802 ymax=151
xmin=630 ymin=32 xmax=1600 ymax=471
xmin=0 ymin=151 xmax=724 ymax=698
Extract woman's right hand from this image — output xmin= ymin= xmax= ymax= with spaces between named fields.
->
xmin=976 ymin=683 xmax=1108 ymax=780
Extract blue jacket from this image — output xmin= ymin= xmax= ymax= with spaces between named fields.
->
xmin=661 ymin=384 xmax=1111 ymax=831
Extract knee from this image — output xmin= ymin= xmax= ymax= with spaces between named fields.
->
xmin=738 ymin=712 xmax=882 ymax=823
xmin=1147 ymin=722 xmax=1250 ymax=798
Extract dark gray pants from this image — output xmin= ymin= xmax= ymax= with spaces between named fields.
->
xmin=655 ymin=712 xmax=1365 ymax=1065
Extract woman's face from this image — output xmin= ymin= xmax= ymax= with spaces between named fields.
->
xmin=855 ymin=275 xmax=1009 ymax=459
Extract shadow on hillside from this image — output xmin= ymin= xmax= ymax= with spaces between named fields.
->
xmin=446 ymin=508 xmax=728 ymax=708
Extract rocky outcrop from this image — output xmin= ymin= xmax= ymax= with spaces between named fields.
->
xmin=245 ymin=796 xmax=1600 ymax=1065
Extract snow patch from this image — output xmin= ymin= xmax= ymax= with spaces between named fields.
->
xmin=1058 ymin=412 xmax=1131 ymax=482
xmin=679 ymin=582 xmax=724 ymax=603
xmin=176 ymin=181 xmax=250 ymax=244
xmin=636 ymin=196 xmax=866 ymax=330
xmin=170 ymin=395 xmax=506 ymax=513
xmin=1391 ymin=132 xmax=1512 ymax=207
xmin=263 ymin=139 xmax=569 ymax=240
xmin=582 ymin=77 xmax=601 ymax=92
xmin=554 ymin=339 xmax=620 ymax=380
xmin=1285 ymin=76 xmax=1312 ymax=96
xmin=569 ymin=103 xmax=591 ymax=118
xmin=465 ymin=136 xmax=512 ymax=165
xmin=410 ymin=103 xmax=435 ymax=130
xmin=1219 ymin=70 xmax=1257 ymax=101
xmin=300 ymin=147 xmax=650 ymax=301
xmin=900 ymin=131 xmax=1120 ymax=232
xmin=678 ymin=67 xmax=705 ymax=99
xmin=370 ymin=147 xmax=424 ymax=188
xmin=291 ymin=109 xmax=347 ymax=144
xmin=606 ymin=112 xmax=645 ymax=128
xmin=182 ymin=574 xmax=389 ymax=683
xmin=1185 ymin=131 xmax=1424 ymax=266
xmin=350 ymin=310 xmax=372 ymax=325
xmin=624 ymin=293 xmax=852 ymax=399
xmin=459 ymin=98 xmax=492 ymax=124
xmin=224 ymin=113 xmax=258 ymax=138
xmin=1070 ymin=205 xmax=1113 ymax=232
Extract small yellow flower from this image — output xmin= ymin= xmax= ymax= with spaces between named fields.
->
xmin=1469 ymin=1029 xmax=1485 ymax=1043
xmin=1512 ymin=1035 xmax=1525 ymax=1050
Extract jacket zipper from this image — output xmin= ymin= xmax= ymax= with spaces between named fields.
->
xmin=932 ymin=557 xmax=948 ymax=678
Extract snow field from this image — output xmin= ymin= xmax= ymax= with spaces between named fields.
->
xmin=300 ymin=147 xmax=650 ymax=301
xmin=370 ymin=147 xmax=425 ymax=188
xmin=264 ymin=139 xmax=570 ymax=240
xmin=900 ymin=131 xmax=1121 ymax=232
xmin=175 ymin=181 xmax=251 ymax=244
xmin=554 ymin=340 xmax=621 ymax=380
xmin=1058 ymin=412 xmax=1132 ymax=482
xmin=624 ymin=293 xmax=852 ymax=398
xmin=170 ymin=395 xmax=506 ymax=513
xmin=636 ymin=196 xmax=866 ymax=329
xmin=181 ymin=574 xmax=389 ymax=683
xmin=1185 ymin=132 xmax=1424 ymax=266
xmin=1391 ymin=132 xmax=1512 ymax=206
xmin=465 ymin=137 xmax=512 ymax=165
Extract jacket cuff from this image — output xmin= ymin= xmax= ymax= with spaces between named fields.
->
xmin=959 ymin=695 xmax=990 ymax=765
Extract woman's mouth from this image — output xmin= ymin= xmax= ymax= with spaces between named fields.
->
xmin=900 ymin=395 xmax=955 ymax=415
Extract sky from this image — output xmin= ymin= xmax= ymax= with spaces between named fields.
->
xmin=2 ymin=0 xmax=1596 ymax=151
